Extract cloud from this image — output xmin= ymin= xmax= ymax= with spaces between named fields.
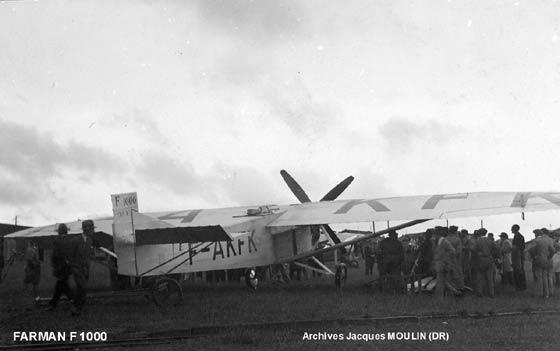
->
xmin=343 ymin=168 xmax=394 ymax=199
xmin=0 ymin=120 xmax=124 ymax=205
xmin=190 ymin=0 xmax=305 ymax=43
xmin=379 ymin=118 xmax=464 ymax=155
xmin=135 ymin=155 xmax=295 ymax=208
xmin=0 ymin=179 xmax=40 ymax=205
xmin=136 ymin=153 xmax=211 ymax=198
xmin=218 ymin=166 xmax=285 ymax=205
xmin=216 ymin=51 xmax=269 ymax=88
xmin=97 ymin=108 xmax=168 ymax=145
xmin=261 ymin=79 xmax=340 ymax=139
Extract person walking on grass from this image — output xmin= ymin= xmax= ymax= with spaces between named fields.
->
xmin=48 ymin=223 xmax=73 ymax=310
xmin=24 ymin=240 xmax=41 ymax=302
xmin=70 ymin=220 xmax=95 ymax=316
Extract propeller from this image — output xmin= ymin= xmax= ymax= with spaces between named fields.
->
xmin=280 ymin=170 xmax=311 ymax=203
xmin=280 ymin=170 xmax=354 ymax=246
xmin=320 ymin=176 xmax=354 ymax=201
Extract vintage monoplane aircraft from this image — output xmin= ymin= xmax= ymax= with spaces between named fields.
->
xmin=6 ymin=170 xmax=560 ymax=298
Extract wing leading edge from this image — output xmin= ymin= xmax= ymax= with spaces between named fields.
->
xmin=268 ymin=191 xmax=560 ymax=227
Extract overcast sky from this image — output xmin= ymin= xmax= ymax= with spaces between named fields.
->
xmin=1 ymin=0 xmax=560 ymax=238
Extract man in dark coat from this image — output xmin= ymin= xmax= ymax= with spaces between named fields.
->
xmin=70 ymin=220 xmax=94 ymax=315
xmin=510 ymin=224 xmax=527 ymax=290
xmin=24 ymin=240 xmax=41 ymax=301
xmin=414 ymin=229 xmax=434 ymax=292
xmin=472 ymin=228 xmax=495 ymax=297
xmin=378 ymin=230 xmax=404 ymax=292
xmin=459 ymin=229 xmax=473 ymax=286
xmin=49 ymin=223 xmax=73 ymax=309
xmin=417 ymin=229 xmax=434 ymax=275
xmin=379 ymin=230 xmax=404 ymax=276
xmin=364 ymin=241 xmax=375 ymax=276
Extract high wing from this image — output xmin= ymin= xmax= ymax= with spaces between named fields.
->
xmin=143 ymin=205 xmax=288 ymax=233
xmin=5 ymin=205 xmax=289 ymax=241
xmin=268 ymin=191 xmax=560 ymax=227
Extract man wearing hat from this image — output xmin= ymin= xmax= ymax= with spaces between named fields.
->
xmin=529 ymin=227 xmax=555 ymax=298
xmin=459 ymin=229 xmax=473 ymax=286
xmin=446 ymin=226 xmax=465 ymax=290
xmin=433 ymin=226 xmax=457 ymax=298
xmin=498 ymin=232 xmax=514 ymax=288
xmin=70 ymin=220 xmax=95 ymax=315
xmin=417 ymin=229 xmax=435 ymax=274
xmin=511 ymin=224 xmax=527 ymax=290
xmin=487 ymin=233 xmax=500 ymax=284
xmin=472 ymin=228 xmax=495 ymax=297
xmin=378 ymin=230 xmax=404 ymax=291
xmin=49 ymin=223 xmax=73 ymax=310
xmin=530 ymin=229 xmax=542 ymax=282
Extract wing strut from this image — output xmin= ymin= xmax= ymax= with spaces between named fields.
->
xmin=293 ymin=261 xmax=335 ymax=276
xmin=139 ymin=241 xmax=212 ymax=276
xmin=277 ymin=219 xmax=430 ymax=264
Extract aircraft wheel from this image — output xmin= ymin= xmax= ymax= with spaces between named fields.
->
xmin=245 ymin=268 xmax=259 ymax=291
xmin=151 ymin=277 xmax=183 ymax=307
xmin=334 ymin=263 xmax=347 ymax=288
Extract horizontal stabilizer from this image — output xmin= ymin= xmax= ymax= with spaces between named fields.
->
xmin=135 ymin=225 xmax=232 ymax=246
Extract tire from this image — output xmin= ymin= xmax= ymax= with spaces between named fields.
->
xmin=151 ymin=277 xmax=183 ymax=307
xmin=245 ymin=268 xmax=259 ymax=291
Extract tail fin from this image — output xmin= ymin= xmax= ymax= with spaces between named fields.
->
xmin=111 ymin=192 xmax=140 ymax=276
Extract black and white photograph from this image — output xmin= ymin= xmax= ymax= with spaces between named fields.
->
xmin=1 ymin=1 xmax=560 ymax=350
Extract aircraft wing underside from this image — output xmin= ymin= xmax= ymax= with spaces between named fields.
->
xmin=134 ymin=225 xmax=231 ymax=245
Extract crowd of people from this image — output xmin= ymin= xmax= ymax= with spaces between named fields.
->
xmin=23 ymin=220 xmax=95 ymax=315
xmin=367 ymin=224 xmax=560 ymax=298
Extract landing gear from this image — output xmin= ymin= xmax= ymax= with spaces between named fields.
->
xmin=334 ymin=263 xmax=347 ymax=288
xmin=245 ymin=268 xmax=259 ymax=291
xmin=150 ymin=277 xmax=183 ymax=307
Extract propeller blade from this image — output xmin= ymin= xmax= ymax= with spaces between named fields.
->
xmin=319 ymin=175 xmax=353 ymax=250
xmin=280 ymin=169 xmax=311 ymax=203
xmin=320 ymin=176 xmax=354 ymax=201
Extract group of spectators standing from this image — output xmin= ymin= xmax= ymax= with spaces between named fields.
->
xmin=23 ymin=220 xmax=95 ymax=315
xmin=363 ymin=224 xmax=560 ymax=298
xmin=23 ymin=220 xmax=560 ymax=304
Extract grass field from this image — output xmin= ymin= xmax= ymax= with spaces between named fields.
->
xmin=1 ymin=258 xmax=560 ymax=350
xmin=104 ymin=314 xmax=560 ymax=351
